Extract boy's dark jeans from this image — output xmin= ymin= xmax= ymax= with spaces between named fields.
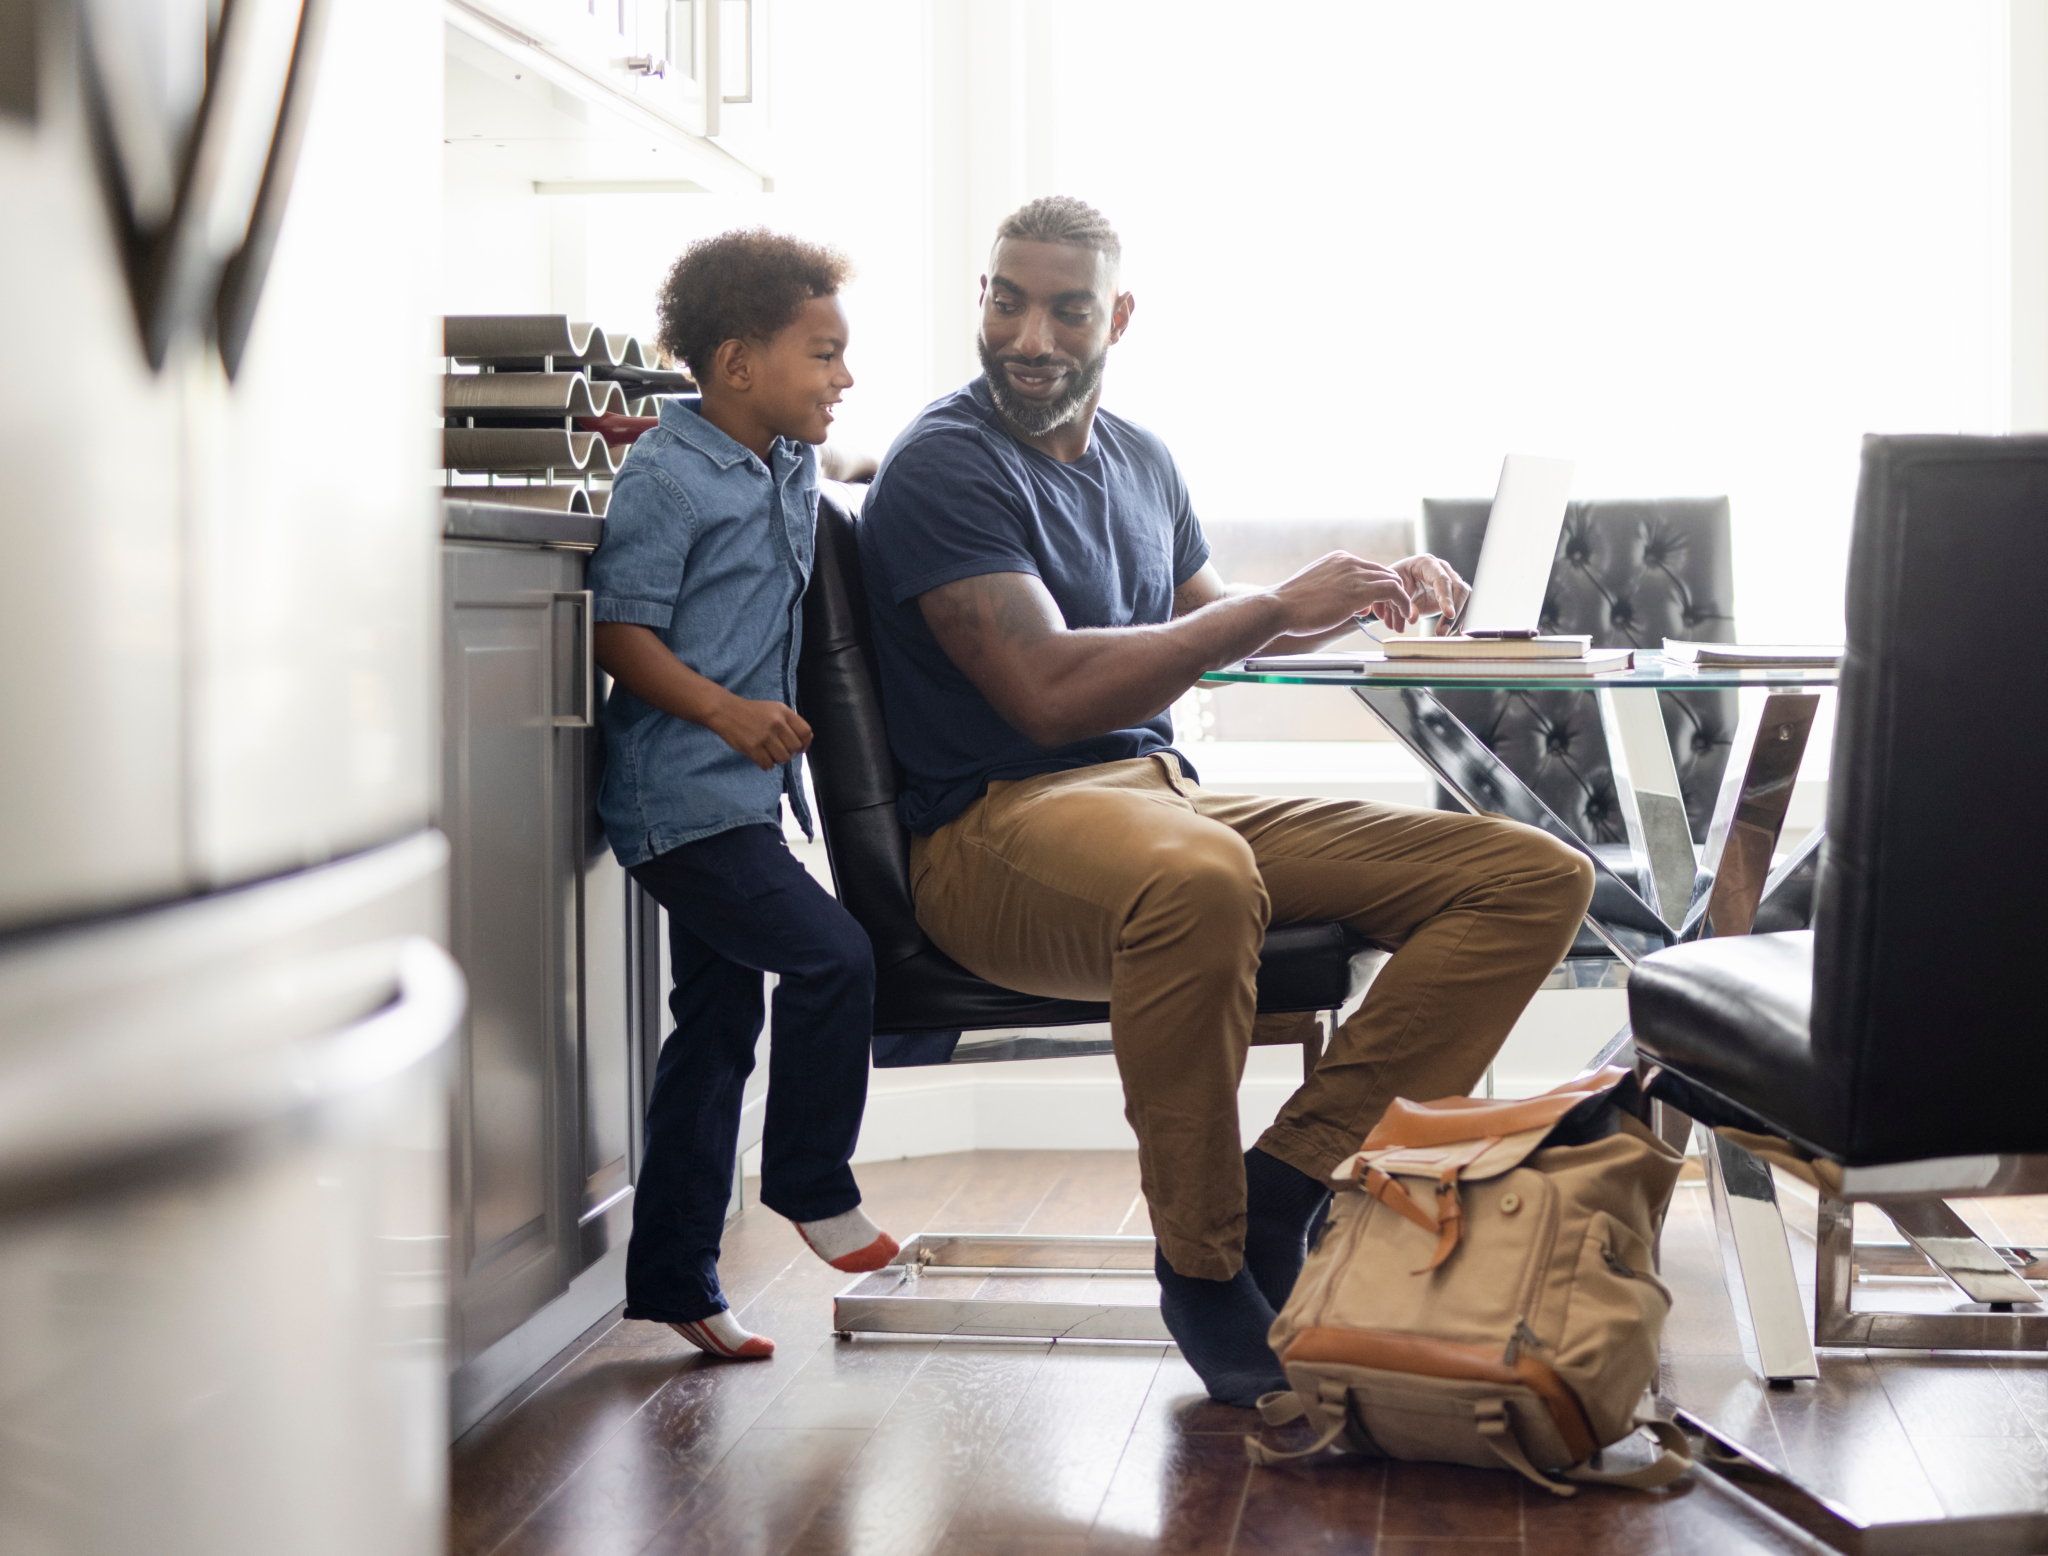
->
xmin=623 ymin=823 xmax=875 ymax=1324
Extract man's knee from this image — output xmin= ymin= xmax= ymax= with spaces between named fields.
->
xmin=1137 ymin=829 xmax=1267 ymax=930
xmin=1513 ymin=826 xmax=1596 ymax=918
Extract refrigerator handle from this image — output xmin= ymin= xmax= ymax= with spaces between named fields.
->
xmin=216 ymin=0 xmax=335 ymax=377
xmin=0 ymin=936 xmax=465 ymax=1200
xmin=552 ymin=590 xmax=596 ymax=729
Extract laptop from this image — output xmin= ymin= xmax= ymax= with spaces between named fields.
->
xmin=1248 ymin=454 xmax=1575 ymax=670
xmin=1453 ymin=454 xmax=1576 ymax=633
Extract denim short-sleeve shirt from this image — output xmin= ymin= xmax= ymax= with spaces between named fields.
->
xmin=858 ymin=378 xmax=1211 ymax=834
xmin=587 ymin=396 xmax=817 ymax=867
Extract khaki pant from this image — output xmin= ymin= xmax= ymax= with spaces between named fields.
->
xmin=909 ymin=754 xmax=1596 ymax=1280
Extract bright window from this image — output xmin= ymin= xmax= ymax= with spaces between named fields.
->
xmin=584 ymin=1 xmax=2014 ymax=642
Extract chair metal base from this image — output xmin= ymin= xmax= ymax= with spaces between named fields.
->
xmin=832 ymin=1233 xmax=1171 ymax=1343
xmin=1814 ymin=1182 xmax=2048 ymax=1352
xmin=1684 ymin=1121 xmax=2048 ymax=1369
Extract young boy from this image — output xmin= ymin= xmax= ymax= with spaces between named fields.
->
xmin=587 ymin=229 xmax=895 ymax=1360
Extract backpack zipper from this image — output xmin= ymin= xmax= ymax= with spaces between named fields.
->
xmin=1600 ymin=1232 xmax=1674 ymax=1305
xmin=1501 ymin=1317 xmax=1544 ymax=1367
xmin=1510 ymin=1176 xmax=1561 ymax=1328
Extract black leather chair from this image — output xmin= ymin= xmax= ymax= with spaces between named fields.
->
xmin=1421 ymin=497 xmax=1737 ymax=842
xmin=1422 ymin=498 xmax=1741 ymax=955
xmin=1628 ymin=435 xmax=2048 ymax=1364
xmin=797 ymin=487 xmax=1379 ymax=1068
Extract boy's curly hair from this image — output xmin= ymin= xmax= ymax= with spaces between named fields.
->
xmin=655 ymin=228 xmax=852 ymax=380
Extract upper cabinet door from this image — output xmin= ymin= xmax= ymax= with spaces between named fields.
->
xmin=444 ymin=0 xmax=770 ymax=193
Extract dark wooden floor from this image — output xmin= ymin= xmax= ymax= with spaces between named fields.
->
xmin=1661 ymin=1175 xmax=2048 ymax=1531
xmin=451 ymin=1150 xmax=1856 ymax=1556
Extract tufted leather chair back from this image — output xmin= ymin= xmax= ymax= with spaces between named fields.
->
xmin=1806 ymin=435 xmax=2048 ymax=1160
xmin=1420 ymin=498 xmax=1737 ymax=844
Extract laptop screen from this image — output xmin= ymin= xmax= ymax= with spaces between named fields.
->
xmin=1458 ymin=454 xmax=1575 ymax=633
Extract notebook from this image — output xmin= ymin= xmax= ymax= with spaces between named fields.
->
xmin=1661 ymin=641 xmax=1842 ymax=669
xmin=1243 ymin=647 xmax=1635 ymax=677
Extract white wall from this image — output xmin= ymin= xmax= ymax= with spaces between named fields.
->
xmin=514 ymin=2 xmax=937 ymax=462
xmin=2012 ymin=1 xmax=2048 ymax=430
xmin=448 ymin=5 xmax=2032 ymax=638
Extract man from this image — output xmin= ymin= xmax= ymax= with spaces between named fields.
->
xmin=859 ymin=196 xmax=1594 ymax=1405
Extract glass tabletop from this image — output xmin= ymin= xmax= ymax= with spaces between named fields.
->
xmin=1202 ymin=650 xmax=1840 ymax=691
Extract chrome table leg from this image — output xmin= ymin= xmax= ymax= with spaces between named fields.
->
xmin=1678 ymin=693 xmax=1819 ymax=940
xmin=1701 ymin=1125 xmax=1819 ymax=1382
xmin=1597 ymin=687 xmax=1698 ymax=927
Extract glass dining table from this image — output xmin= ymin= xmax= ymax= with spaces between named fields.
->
xmin=1200 ymin=653 xmax=1840 ymax=966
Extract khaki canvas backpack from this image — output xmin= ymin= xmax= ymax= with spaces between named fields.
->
xmin=1248 ymin=1067 xmax=1693 ymax=1496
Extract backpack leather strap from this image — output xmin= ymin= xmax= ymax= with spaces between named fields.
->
xmin=1416 ymin=1137 xmax=1500 ymax=1273
xmin=1361 ymin=1167 xmax=1439 ymax=1235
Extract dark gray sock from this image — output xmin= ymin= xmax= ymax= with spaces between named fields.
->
xmin=1153 ymin=1247 xmax=1287 ymax=1407
xmin=1243 ymin=1146 xmax=1334 ymax=1311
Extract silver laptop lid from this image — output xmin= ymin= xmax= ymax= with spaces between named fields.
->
xmin=1458 ymin=454 xmax=1575 ymax=633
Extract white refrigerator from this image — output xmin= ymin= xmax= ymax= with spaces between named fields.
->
xmin=0 ymin=0 xmax=455 ymax=1550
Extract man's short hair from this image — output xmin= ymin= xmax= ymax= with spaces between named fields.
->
xmin=994 ymin=196 xmax=1121 ymax=266
xmin=655 ymin=228 xmax=852 ymax=380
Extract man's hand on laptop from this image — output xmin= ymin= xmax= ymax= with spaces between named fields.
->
xmin=1390 ymin=554 xmax=1473 ymax=631
xmin=1269 ymin=551 xmax=1418 ymax=635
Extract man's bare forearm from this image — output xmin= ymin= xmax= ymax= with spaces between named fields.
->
xmin=920 ymin=574 xmax=1287 ymax=748
xmin=1187 ymin=580 xmax=1367 ymax=657
xmin=920 ymin=553 xmax=1423 ymax=750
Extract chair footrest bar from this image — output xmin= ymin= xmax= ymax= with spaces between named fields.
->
xmin=899 ymin=1233 xmax=1158 ymax=1270
xmin=833 ymin=1233 xmax=1171 ymax=1343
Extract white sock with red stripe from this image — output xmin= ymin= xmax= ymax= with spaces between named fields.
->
xmin=793 ymin=1206 xmax=900 ymax=1273
xmin=668 ymin=1311 xmax=773 ymax=1360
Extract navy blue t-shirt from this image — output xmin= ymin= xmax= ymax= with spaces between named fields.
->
xmin=858 ymin=377 xmax=1211 ymax=834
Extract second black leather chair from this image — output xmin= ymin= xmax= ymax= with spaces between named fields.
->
xmin=1628 ymin=435 xmax=2048 ymax=1370
xmin=1422 ymin=498 xmax=1741 ymax=955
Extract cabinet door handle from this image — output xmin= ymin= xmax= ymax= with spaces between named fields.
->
xmin=552 ymin=590 xmax=595 ymax=728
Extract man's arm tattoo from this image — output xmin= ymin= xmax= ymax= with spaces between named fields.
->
xmin=923 ymin=574 xmax=1055 ymax=651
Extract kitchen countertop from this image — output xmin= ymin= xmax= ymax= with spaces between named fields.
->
xmin=442 ymin=498 xmax=603 ymax=550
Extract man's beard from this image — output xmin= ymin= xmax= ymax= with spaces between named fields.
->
xmin=977 ymin=332 xmax=1107 ymax=438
